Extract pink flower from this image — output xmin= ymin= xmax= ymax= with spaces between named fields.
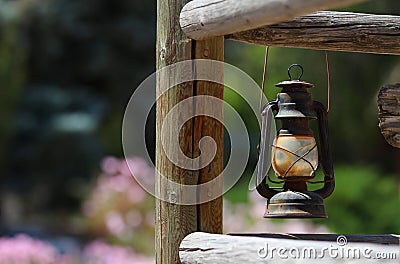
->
xmin=101 ymin=156 xmax=122 ymax=175
xmin=84 ymin=240 xmax=154 ymax=264
xmin=126 ymin=210 xmax=143 ymax=228
xmin=124 ymin=157 xmax=155 ymax=185
xmin=108 ymin=174 xmax=131 ymax=193
xmin=127 ymin=184 xmax=146 ymax=204
xmin=0 ymin=234 xmax=59 ymax=264
xmin=82 ymin=156 xmax=156 ymax=254
xmin=106 ymin=211 xmax=126 ymax=236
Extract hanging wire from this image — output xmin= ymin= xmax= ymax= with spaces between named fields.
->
xmin=259 ymin=46 xmax=270 ymax=113
xmin=325 ymin=50 xmax=331 ymax=113
xmin=304 ymin=51 xmax=332 ymax=185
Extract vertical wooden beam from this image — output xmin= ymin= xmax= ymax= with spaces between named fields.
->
xmin=194 ymin=38 xmax=224 ymax=233
xmin=156 ymin=0 xmax=224 ymax=263
xmin=156 ymin=1 xmax=196 ymax=263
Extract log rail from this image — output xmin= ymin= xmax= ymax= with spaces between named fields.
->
xmin=227 ymin=11 xmax=400 ymax=55
xmin=180 ymin=232 xmax=400 ymax=263
xmin=180 ymin=0 xmax=368 ymax=40
xmin=180 ymin=0 xmax=400 ymax=55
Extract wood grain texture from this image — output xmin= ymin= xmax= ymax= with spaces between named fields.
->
xmin=180 ymin=232 xmax=400 ymax=263
xmin=227 ymin=11 xmax=400 ymax=55
xmin=156 ymin=0 xmax=223 ymax=263
xmin=378 ymin=83 xmax=400 ymax=148
xmin=194 ymin=38 xmax=224 ymax=234
xmin=156 ymin=1 xmax=197 ymax=263
xmin=231 ymin=233 xmax=400 ymax=244
xmin=180 ymin=0 xmax=367 ymax=40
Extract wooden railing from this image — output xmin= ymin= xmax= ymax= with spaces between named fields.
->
xmin=180 ymin=232 xmax=400 ymax=263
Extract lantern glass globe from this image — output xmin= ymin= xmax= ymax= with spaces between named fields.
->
xmin=271 ymin=135 xmax=318 ymax=179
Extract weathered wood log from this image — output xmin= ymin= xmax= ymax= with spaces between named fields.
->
xmin=378 ymin=83 xmax=400 ymax=148
xmin=156 ymin=2 xmax=197 ymax=263
xmin=180 ymin=0 xmax=368 ymax=40
xmin=227 ymin=11 xmax=400 ymax=55
xmin=231 ymin=233 xmax=400 ymax=244
xmin=180 ymin=232 xmax=400 ymax=263
xmin=156 ymin=0 xmax=224 ymax=263
xmin=194 ymin=39 xmax=224 ymax=234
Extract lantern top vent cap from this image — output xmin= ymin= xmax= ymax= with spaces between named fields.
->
xmin=275 ymin=64 xmax=314 ymax=89
xmin=275 ymin=80 xmax=314 ymax=89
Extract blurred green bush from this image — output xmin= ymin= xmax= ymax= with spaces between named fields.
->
xmin=321 ymin=165 xmax=400 ymax=233
xmin=224 ymin=164 xmax=399 ymax=234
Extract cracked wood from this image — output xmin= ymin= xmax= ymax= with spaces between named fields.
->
xmin=180 ymin=232 xmax=400 ymax=263
xmin=226 ymin=11 xmax=400 ymax=55
xmin=378 ymin=83 xmax=400 ymax=148
xmin=180 ymin=0 xmax=367 ymax=40
xmin=156 ymin=0 xmax=223 ymax=263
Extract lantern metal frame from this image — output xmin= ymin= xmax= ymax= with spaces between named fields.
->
xmin=256 ymin=64 xmax=335 ymax=218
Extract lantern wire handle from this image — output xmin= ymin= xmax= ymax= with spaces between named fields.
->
xmin=325 ymin=50 xmax=331 ymax=113
xmin=259 ymin=46 xmax=269 ymax=113
xmin=288 ymin=64 xmax=304 ymax=80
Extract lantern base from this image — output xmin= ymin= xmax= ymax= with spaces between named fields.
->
xmin=264 ymin=190 xmax=327 ymax=218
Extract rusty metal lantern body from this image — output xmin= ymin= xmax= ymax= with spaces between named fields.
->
xmin=256 ymin=65 xmax=334 ymax=218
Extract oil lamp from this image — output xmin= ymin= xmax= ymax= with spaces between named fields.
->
xmin=256 ymin=64 xmax=334 ymax=218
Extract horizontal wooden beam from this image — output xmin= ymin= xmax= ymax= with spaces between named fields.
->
xmin=231 ymin=233 xmax=400 ymax=244
xmin=226 ymin=11 xmax=400 ymax=55
xmin=180 ymin=0 xmax=367 ymax=40
xmin=180 ymin=232 xmax=400 ymax=263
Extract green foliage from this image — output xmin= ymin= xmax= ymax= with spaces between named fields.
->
xmin=320 ymin=165 xmax=400 ymax=234
xmin=0 ymin=17 xmax=26 ymax=168
xmin=224 ymin=165 xmax=399 ymax=234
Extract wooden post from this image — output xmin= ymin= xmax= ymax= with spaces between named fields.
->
xmin=194 ymin=38 xmax=224 ymax=233
xmin=156 ymin=0 xmax=223 ymax=263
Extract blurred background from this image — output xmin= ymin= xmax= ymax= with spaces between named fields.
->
xmin=0 ymin=0 xmax=399 ymax=263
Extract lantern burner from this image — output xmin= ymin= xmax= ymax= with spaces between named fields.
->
xmin=265 ymin=191 xmax=327 ymax=218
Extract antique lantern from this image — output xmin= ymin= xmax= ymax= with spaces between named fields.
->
xmin=256 ymin=64 xmax=334 ymax=218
